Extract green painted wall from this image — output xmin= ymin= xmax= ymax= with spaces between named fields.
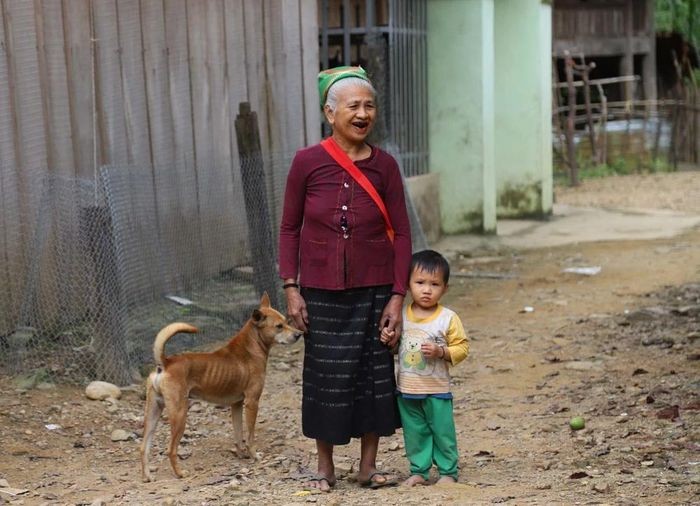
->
xmin=427 ymin=0 xmax=552 ymax=234
xmin=494 ymin=0 xmax=553 ymax=218
xmin=427 ymin=0 xmax=496 ymax=234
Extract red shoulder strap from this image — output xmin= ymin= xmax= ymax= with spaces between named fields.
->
xmin=320 ymin=137 xmax=395 ymax=243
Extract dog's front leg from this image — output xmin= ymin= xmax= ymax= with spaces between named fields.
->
xmin=230 ymin=400 xmax=246 ymax=458
xmin=243 ymin=396 xmax=260 ymax=460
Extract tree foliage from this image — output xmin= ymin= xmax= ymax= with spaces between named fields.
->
xmin=656 ymin=0 xmax=698 ymax=45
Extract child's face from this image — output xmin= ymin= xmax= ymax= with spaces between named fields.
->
xmin=409 ymin=267 xmax=448 ymax=311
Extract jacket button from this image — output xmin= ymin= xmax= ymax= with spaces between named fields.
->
xmin=341 ymin=205 xmax=348 ymax=211
xmin=343 ymin=234 xmax=349 ymax=239
xmin=343 ymin=182 xmax=349 ymax=188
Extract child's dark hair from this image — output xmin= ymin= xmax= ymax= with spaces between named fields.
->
xmin=411 ymin=249 xmax=450 ymax=284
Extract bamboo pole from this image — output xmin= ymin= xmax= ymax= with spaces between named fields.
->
xmin=554 ymin=75 xmax=640 ymax=89
xmin=564 ymin=51 xmax=578 ymax=186
xmin=596 ymin=82 xmax=608 ymax=165
xmin=581 ymin=61 xmax=597 ymax=162
xmin=694 ymin=87 xmax=699 ymax=163
xmin=652 ymin=102 xmax=663 ymax=162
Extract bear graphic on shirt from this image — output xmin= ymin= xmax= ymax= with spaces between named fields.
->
xmin=399 ymin=328 xmax=437 ymax=376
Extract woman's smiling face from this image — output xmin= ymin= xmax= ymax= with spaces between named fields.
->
xmin=325 ymin=84 xmax=376 ymax=145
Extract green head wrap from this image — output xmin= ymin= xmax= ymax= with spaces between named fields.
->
xmin=317 ymin=66 xmax=370 ymax=109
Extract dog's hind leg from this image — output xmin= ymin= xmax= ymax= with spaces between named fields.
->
xmin=140 ymin=383 xmax=164 ymax=482
xmin=164 ymin=393 xmax=189 ymax=478
xmin=230 ymin=400 xmax=246 ymax=458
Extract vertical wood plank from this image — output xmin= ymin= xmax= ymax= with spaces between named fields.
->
xmin=188 ymin=0 xmax=238 ymax=273
xmin=205 ymin=0 xmax=233 ymax=198
xmin=141 ymin=0 xmax=184 ymax=292
xmin=3 ymin=0 xmax=49 ymax=330
xmin=263 ymin=0 xmax=305 ymax=236
xmin=164 ymin=0 xmax=196 ymax=180
xmin=223 ymin=0 xmax=251 ymax=263
xmin=0 ymin=2 xmax=16 ymax=170
xmin=0 ymin=1 xmax=20 ymax=334
xmin=207 ymin=0 xmax=242 ymax=265
xmin=141 ymin=0 xmax=173 ymax=170
xmin=260 ymin=0 xmax=284 ymax=241
xmin=4 ymin=0 xmax=47 ymax=172
xmin=279 ymin=0 xmax=305 ymax=152
xmin=92 ymin=1 xmax=157 ymax=309
xmin=186 ymin=0 xmax=215 ymax=275
xmin=114 ymin=0 xmax=163 ymax=295
xmin=33 ymin=1 xmax=75 ymax=330
xmin=92 ymin=0 xmax=127 ymax=165
xmin=164 ymin=0 xmax=204 ymax=284
xmin=224 ymin=0 xmax=247 ymax=107
xmin=262 ymin=0 xmax=285 ymax=155
xmin=242 ymin=0 xmax=270 ymax=155
xmin=299 ymin=0 xmax=321 ymax=147
xmin=62 ymin=0 xmax=94 ymax=178
xmin=34 ymin=0 xmax=74 ymax=174
xmin=116 ymin=0 xmax=152 ymax=166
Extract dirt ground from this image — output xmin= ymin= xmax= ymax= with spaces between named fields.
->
xmin=1 ymin=173 xmax=699 ymax=505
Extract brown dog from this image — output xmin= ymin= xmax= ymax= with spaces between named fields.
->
xmin=140 ymin=292 xmax=302 ymax=482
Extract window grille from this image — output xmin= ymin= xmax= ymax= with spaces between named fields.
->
xmin=318 ymin=0 xmax=429 ymax=177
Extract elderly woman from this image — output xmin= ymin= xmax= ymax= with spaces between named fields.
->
xmin=279 ymin=66 xmax=412 ymax=491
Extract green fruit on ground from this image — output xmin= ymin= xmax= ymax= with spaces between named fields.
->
xmin=570 ymin=416 xmax=585 ymax=430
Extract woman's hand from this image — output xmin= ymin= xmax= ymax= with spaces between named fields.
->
xmin=285 ymin=287 xmax=308 ymax=333
xmin=379 ymin=294 xmax=404 ymax=348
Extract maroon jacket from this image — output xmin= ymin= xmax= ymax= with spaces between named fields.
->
xmin=279 ymin=143 xmax=412 ymax=295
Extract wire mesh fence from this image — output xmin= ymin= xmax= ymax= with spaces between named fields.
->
xmin=1 ymin=149 xmax=293 ymax=386
xmin=1 ymin=148 xmax=428 ymax=386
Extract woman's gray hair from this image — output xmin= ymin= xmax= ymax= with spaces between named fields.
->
xmin=324 ymin=77 xmax=377 ymax=112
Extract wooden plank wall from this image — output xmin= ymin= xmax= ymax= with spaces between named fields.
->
xmin=553 ymin=0 xmax=649 ymax=39
xmin=3 ymin=1 xmax=50 ymax=330
xmin=0 ymin=0 xmax=319 ymax=335
xmin=0 ymin=2 xmax=22 ymax=334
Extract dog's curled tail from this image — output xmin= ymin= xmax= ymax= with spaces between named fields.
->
xmin=153 ymin=323 xmax=198 ymax=365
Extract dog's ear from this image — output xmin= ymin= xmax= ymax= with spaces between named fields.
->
xmin=260 ymin=291 xmax=270 ymax=308
xmin=252 ymin=309 xmax=265 ymax=323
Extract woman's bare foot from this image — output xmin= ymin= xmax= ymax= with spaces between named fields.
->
xmin=402 ymin=474 xmax=428 ymax=487
xmin=436 ymin=475 xmax=457 ymax=485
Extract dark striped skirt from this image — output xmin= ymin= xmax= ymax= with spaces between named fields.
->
xmin=301 ymin=285 xmax=401 ymax=445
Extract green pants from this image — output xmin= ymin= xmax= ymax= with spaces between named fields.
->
xmin=397 ymin=396 xmax=459 ymax=480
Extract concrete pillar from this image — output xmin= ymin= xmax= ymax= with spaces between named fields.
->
xmin=494 ymin=0 xmax=552 ymax=218
xmin=427 ymin=0 xmax=496 ymax=234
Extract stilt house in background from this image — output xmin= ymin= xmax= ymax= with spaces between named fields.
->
xmin=552 ymin=0 xmax=657 ymax=102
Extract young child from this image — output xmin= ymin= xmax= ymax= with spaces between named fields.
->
xmin=382 ymin=249 xmax=469 ymax=486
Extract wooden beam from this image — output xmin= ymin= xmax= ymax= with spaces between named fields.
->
xmin=553 ymin=36 xmax=652 ymax=57
xmin=554 ymin=75 xmax=639 ymax=89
